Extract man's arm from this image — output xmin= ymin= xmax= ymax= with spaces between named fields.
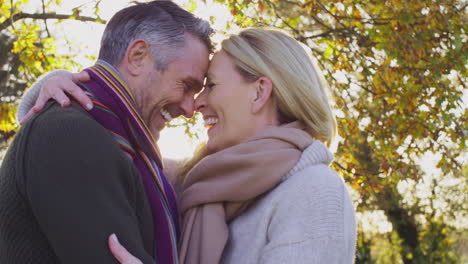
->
xmin=21 ymin=105 xmax=154 ymax=263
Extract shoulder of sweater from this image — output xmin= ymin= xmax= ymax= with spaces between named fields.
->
xmin=254 ymin=164 xmax=353 ymax=243
xmin=28 ymin=102 xmax=96 ymax=127
xmin=280 ymin=163 xmax=345 ymax=193
xmin=20 ymin=102 xmax=122 ymax=156
xmin=25 ymin=102 xmax=103 ymax=134
xmin=18 ymin=102 xmax=140 ymax=186
xmin=11 ymin=103 xmax=139 ymax=198
xmin=260 ymin=164 xmax=352 ymax=213
xmin=267 ymin=165 xmax=353 ymax=223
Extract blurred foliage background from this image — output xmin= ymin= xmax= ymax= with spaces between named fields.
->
xmin=0 ymin=0 xmax=466 ymax=263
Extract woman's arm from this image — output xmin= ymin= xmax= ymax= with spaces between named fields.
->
xmin=17 ymin=70 xmax=69 ymax=122
xmin=18 ymin=70 xmax=93 ymax=124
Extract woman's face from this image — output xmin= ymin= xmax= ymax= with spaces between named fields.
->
xmin=195 ymin=51 xmax=258 ymax=153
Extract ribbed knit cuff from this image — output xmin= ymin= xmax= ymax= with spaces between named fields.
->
xmin=16 ymin=69 xmax=71 ymax=123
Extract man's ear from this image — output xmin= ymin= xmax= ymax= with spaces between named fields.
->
xmin=124 ymin=39 xmax=152 ymax=76
xmin=251 ymin=76 xmax=274 ymax=114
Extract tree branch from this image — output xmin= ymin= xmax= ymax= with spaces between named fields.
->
xmin=264 ymin=0 xmax=302 ymax=36
xmin=0 ymin=12 xmax=106 ymax=32
xmin=41 ymin=0 xmax=52 ymax=37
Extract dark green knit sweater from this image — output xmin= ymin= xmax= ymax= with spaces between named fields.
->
xmin=0 ymin=103 xmax=155 ymax=263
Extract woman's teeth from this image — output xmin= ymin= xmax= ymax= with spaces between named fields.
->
xmin=204 ymin=118 xmax=219 ymax=128
xmin=160 ymin=109 xmax=173 ymax=122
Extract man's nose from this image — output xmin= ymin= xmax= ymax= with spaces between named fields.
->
xmin=180 ymin=97 xmax=195 ymax=118
xmin=194 ymin=91 xmax=207 ymax=112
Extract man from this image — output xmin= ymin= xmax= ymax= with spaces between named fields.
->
xmin=0 ymin=1 xmax=212 ymax=263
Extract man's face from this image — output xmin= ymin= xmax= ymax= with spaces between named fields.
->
xmin=138 ymin=34 xmax=209 ymax=139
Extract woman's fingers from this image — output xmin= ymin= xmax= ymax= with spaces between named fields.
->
xmin=65 ymin=85 xmax=93 ymax=110
xmin=19 ymin=71 xmax=93 ymax=124
xmin=19 ymin=109 xmax=35 ymax=125
xmin=37 ymin=73 xmax=93 ymax=111
xmin=108 ymin=234 xmax=143 ymax=264
xmin=64 ymin=72 xmax=93 ymax=110
xmin=55 ymin=74 xmax=93 ymax=109
xmin=71 ymin=71 xmax=91 ymax=83
xmin=50 ymin=87 xmax=72 ymax=107
xmin=19 ymin=87 xmax=69 ymax=124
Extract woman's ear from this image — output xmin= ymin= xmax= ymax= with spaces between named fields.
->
xmin=251 ymin=76 xmax=274 ymax=114
xmin=124 ymin=39 xmax=153 ymax=76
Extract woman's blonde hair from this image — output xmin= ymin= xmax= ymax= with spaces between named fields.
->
xmin=175 ymin=28 xmax=338 ymax=186
xmin=221 ymin=28 xmax=337 ymax=147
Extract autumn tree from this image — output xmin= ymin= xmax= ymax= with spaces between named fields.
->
xmin=210 ymin=0 xmax=467 ymax=263
xmin=0 ymin=0 xmax=104 ymax=150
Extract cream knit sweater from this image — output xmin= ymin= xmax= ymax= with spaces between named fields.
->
xmin=222 ymin=141 xmax=356 ymax=264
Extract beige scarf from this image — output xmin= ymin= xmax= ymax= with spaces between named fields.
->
xmin=178 ymin=122 xmax=313 ymax=264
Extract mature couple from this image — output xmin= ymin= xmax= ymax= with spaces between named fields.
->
xmin=0 ymin=1 xmax=356 ymax=263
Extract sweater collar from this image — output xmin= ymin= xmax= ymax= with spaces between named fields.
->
xmin=283 ymin=140 xmax=334 ymax=180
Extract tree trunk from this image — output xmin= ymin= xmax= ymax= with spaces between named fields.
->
xmin=376 ymin=188 xmax=422 ymax=264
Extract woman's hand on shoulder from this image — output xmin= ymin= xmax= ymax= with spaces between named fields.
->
xmin=108 ymin=234 xmax=143 ymax=264
xmin=20 ymin=71 xmax=93 ymax=124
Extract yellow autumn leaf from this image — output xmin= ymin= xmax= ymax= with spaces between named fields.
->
xmin=388 ymin=97 xmax=398 ymax=105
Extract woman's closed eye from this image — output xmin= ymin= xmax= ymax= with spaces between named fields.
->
xmin=204 ymin=82 xmax=216 ymax=91
xmin=205 ymin=82 xmax=216 ymax=89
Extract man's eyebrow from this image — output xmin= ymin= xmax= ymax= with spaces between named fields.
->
xmin=182 ymin=77 xmax=203 ymax=92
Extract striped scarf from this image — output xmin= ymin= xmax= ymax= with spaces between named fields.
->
xmin=79 ymin=60 xmax=179 ymax=263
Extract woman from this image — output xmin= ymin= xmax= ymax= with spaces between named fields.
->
xmin=19 ymin=28 xmax=356 ymax=263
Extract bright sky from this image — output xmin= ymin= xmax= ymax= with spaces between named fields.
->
xmin=26 ymin=0 xmax=234 ymax=160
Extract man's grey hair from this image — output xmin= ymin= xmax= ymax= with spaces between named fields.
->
xmin=98 ymin=0 xmax=213 ymax=70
